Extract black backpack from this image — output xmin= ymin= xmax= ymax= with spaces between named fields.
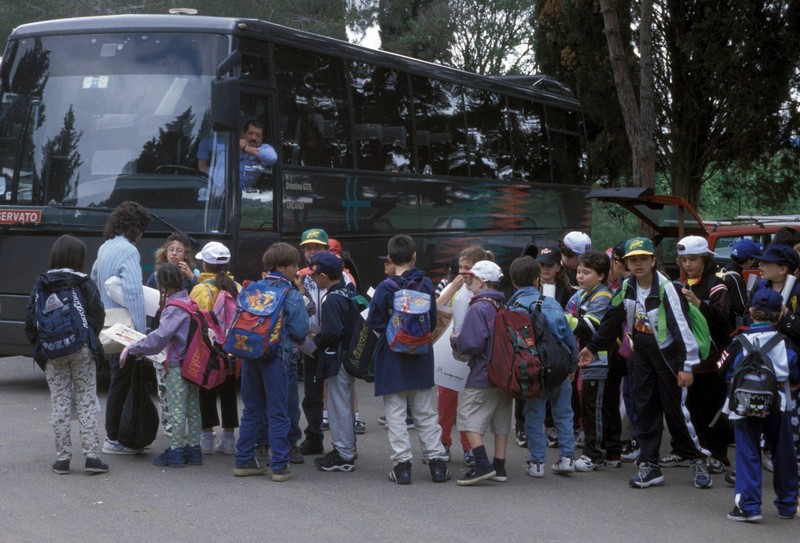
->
xmin=520 ymin=299 xmax=573 ymax=390
xmin=33 ymin=277 xmax=92 ymax=360
xmin=728 ymin=333 xmax=784 ymax=418
xmin=333 ymin=290 xmax=376 ymax=382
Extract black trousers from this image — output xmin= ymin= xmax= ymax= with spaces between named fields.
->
xmin=105 ymin=353 xmax=132 ymax=441
xmin=302 ymin=353 xmax=324 ymax=438
xmin=581 ymin=376 xmax=623 ymax=461
xmin=199 ymin=373 xmax=240 ymax=429
xmin=685 ymin=371 xmax=729 ymax=462
xmin=631 ymin=332 xmax=707 ymax=465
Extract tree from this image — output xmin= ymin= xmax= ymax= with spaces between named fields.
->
xmin=533 ymin=0 xmax=632 ymax=183
xmin=376 ymin=0 xmax=453 ymax=63
xmin=449 ymin=0 xmax=536 ymax=75
xmin=534 ymin=0 xmax=800 ymax=209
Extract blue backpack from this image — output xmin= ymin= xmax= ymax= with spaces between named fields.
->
xmin=385 ymin=278 xmax=433 ymax=354
xmin=223 ymin=279 xmax=291 ymax=360
xmin=34 ymin=277 xmax=92 ymax=360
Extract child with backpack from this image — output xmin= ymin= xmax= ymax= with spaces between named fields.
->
xmin=25 ymin=235 xmax=108 ymax=475
xmin=366 ymin=234 xmax=449 ymax=485
xmin=122 ymin=263 xmax=202 ymax=468
xmin=300 ymin=252 xmax=358 ymax=472
xmin=189 ymin=242 xmax=241 ymax=456
xmin=507 ymin=256 xmax=578 ymax=478
xmin=662 ymin=236 xmax=733 ymax=474
xmin=450 ymin=260 xmax=511 ymax=485
xmin=578 ymin=237 xmax=713 ymax=490
xmin=565 ymin=250 xmax=619 ymax=472
xmin=720 ymin=287 xmax=799 ymax=522
xmin=233 ymin=243 xmax=309 ymax=481
xmin=723 ymin=239 xmax=764 ymax=327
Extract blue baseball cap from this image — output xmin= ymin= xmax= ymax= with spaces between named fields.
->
xmin=299 ymin=251 xmax=343 ymax=276
xmin=730 ymin=239 xmax=763 ymax=262
xmin=750 ymin=287 xmax=783 ymax=314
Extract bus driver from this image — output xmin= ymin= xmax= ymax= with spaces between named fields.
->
xmin=198 ymin=119 xmax=278 ymax=191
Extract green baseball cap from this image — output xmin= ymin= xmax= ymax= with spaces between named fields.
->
xmin=300 ymin=228 xmax=329 ymax=246
xmin=623 ymin=237 xmax=655 ymax=258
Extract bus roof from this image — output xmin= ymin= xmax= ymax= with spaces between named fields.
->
xmin=9 ymin=14 xmax=580 ymax=110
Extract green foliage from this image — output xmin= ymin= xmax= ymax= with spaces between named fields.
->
xmin=376 ymin=0 xmax=453 ymax=63
xmin=698 ymin=150 xmax=800 ymax=220
xmin=589 ymin=198 xmax=639 ymax=252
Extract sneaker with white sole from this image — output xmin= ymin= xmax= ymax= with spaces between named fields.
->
xmin=762 ymin=454 xmax=774 ymax=472
xmin=574 ymin=430 xmax=585 ymax=448
xmin=526 ymin=460 xmax=545 ymax=478
xmin=545 ymin=427 xmax=558 ymax=448
xmin=660 ymin=453 xmax=690 ymax=467
xmin=314 ymin=449 xmax=355 ymax=472
xmin=515 ymin=431 xmax=527 ymax=448
xmin=621 ymin=447 xmax=640 ymax=463
xmin=216 ymin=434 xmax=236 ymax=455
xmin=727 ymin=505 xmax=762 ymax=522
xmin=551 ymin=456 xmax=575 ymax=475
xmin=692 ymin=459 xmax=712 ymax=489
xmin=574 ymin=455 xmax=603 ymax=472
xmin=707 ymin=457 xmax=725 ymax=474
xmin=464 ymin=449 xmax=476 ymax=467
xmin=200 ymin=432 xmax=214 ymax=454
xmin=604 ymin=459 xmax=622 ymax=468
xmin=102 ymin=438 xmax=142 ymax=455
xmin=629 ymin=462 xmax=664 ymax=488
xmin=456 ymin=464 xmax=496 ymax=486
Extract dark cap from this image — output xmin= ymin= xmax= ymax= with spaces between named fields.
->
xmin=298 ymin=251 xmax=343 ymax=276
xmin=730 ymin=239 xmax=763 ymax=262
xmin=536 ymin=245 xmax=561 ymax=266
xmin=753 ymin=243 xmax=800 ymax=273
xmin=750 ymin=287 xmax=783 ymax=314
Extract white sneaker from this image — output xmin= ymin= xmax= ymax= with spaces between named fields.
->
xmin=574 ymin=455 xmax=603 ymax=472
xmin=551 ymin=456 xmax=575 ymax=474
xmin=216 ymin=434 xmax=236 ymax=455
xmin=527 ymin=460 xmax=545 ymax=478
xmin=200 ymin=432 xmax=214 ymax=454
xmin=762 ymin=454 xmax=774 ymax=473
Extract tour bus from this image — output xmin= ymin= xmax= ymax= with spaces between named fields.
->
xmin=0 ymin=13 xmax=588 ymax=357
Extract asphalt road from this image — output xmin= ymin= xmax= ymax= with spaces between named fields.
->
xmin=0 ymin=355 xmax=796 ymax=543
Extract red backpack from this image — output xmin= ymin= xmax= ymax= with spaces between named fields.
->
xmin=165 ymin=298 xmax=232 ymax=390
xmin=484 ymin=300 xmax=543 ymax=399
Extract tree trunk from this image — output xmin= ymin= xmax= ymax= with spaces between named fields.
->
xmin=599 ymin=0 xmax=656 ymax=190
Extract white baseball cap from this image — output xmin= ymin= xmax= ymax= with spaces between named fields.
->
xmin=563 ymin=231 xmax=592 ymax=255
xmin=467 ymin=260 xmax=503 ymax=282
xmin=677 ymin=235 xmax=716 ymax=256
xmin=196 ymin=241 xmax=231 ymax=264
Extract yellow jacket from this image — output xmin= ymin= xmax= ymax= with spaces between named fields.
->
xmin=189 ymin=272 xmax=240 ymax=310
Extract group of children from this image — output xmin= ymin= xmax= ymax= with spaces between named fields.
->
xmin=24 ymin=210 xmax=800 ymax=521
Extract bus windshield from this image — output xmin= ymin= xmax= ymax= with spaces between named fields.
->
xmin=0 ymin=31 xmax=230 ymax=232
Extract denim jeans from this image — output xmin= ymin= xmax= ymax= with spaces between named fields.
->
xmin=236 ymin=355 xmax=290 ymax=470
xmin=525 ymin=377 xmax=575 ymax=462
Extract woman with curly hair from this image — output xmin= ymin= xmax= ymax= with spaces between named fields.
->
xmin=91 ymin=201 xmax=151 ymax=455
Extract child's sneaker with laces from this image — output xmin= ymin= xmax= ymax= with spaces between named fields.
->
xmin=574 ymin=455 xmax=603 ymax=472
xmin=52 ymin=459 xmax=70 ymax=474
xmin=314 ymin=449 xmax=355 ymax=472
xmin=182 ymin=444 xmax=203 ymax=466
xmin=271 ymin=466 xmax=294 ymax=482
xmin=233 ymin=458 xmax=268 ymax=477
xmin=692 ymin=458 xmax=712 ymax=489
xmin=527 ymin=460 xmax=545 ymax=478
xmin=153 ymin=447 xmax=186 ymax=468
xmin=629 ymin=462 xmax=664 ymax=488
xmin=660 ymin=453 xmax=689 ymax=467
xmin=429 ymin=458 xmax=451 ymax=482
xmin=551 ymin=456 xmax=575 ymax=475
xmin=456 ymin=464 xmax=496 ymax=486
xmin=102 ymin=438 xmax=142 ymax=455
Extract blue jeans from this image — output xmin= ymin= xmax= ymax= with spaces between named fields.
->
xmin=236 ymin=355 xmax=290 ymax=470
xmin=258 ymin=352 xmax=302 ymax=447
xmin=525 ymin=377 xmax=576 ymax=462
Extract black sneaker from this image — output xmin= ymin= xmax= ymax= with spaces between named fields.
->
xmin=85 ymin=456 xmax=109 ymax=474
xmin=314 ymin=449 xmax=355 ymax=472
xmin=515 ymin=430 xmax=528 ymax=448
xmin=389 ymin=461 xmax=412 ymax=485
xmin=288 ymin=444 xmax=304 ymax=464
xmin=233 ymin=458 xmax=269 ymax=477
xmin=727 ymin=506 xmax=762 ymax=522
xmin=457 ymin=464 xmax=497 ymax=486
xmin=429 ymin=458 xmax=451 ymax=483
xmin=628 ymin=462 xmax=665 ymax=488
xmin=299 ymin=436 xmax=324 ymax=455
xmin=724 ymin=470 xmax=735 ymax=485
xmin=52 ymin=459 xmax=70 ymax=475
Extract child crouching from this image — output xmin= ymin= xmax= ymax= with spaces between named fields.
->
xmin=123 ymin=263 xmax=202 ymax=468
xmin=451 ymin=261 xmax=513 ymax=485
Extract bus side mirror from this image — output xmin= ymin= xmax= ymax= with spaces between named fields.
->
xmin=211 ymin=77 xmax=240 ymax=132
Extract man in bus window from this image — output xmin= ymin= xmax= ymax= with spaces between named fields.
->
xmin=198 ymin=119 xmax=277 ymax=191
